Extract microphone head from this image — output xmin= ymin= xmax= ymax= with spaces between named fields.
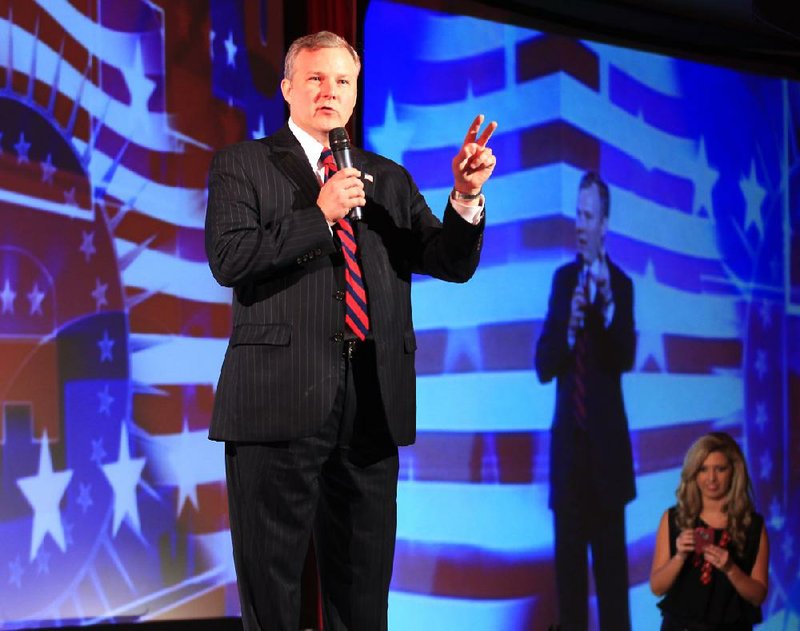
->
xmin=329 ymin=127 xmax=351 ymax=151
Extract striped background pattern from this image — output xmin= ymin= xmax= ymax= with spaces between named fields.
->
xmin=363 ymin=1 xmax=800 ymax=629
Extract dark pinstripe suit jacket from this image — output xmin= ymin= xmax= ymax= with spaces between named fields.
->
xmin=205 ymin=125 xmax=484 ymax=445
xmin=534 ymin=255 xmax=637 ymax=510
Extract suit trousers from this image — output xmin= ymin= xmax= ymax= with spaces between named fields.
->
xmin=553 ymin=429 xmax=631 ymax=631
xmin=225 ymin=341 xmax=399 ymax=631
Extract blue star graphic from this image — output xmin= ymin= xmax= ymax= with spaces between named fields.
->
xmin=92 ymin=278 xmax=108 ymax=311
xmin=80 ymin=230 xmax=96 ymax=262
xmin=1 ymin=278 xmax=17 ymax=314
xmin=91 ymin=437 xmax=107 ymax=465
xmin=759 ymin=450 xmax=772 ymax=479
xmin=98 ymin=329 xmax=115 ymax=363
xmin=224 ymin=31 xmax=238 ymax=67
xmin=76 ymin=483 xmax=93 ymax=513
xmin=754 ymin=401 xmax=768 ymax=431
xmin=769 ymin=496 xmax=785 ymax=530
xmin=27 ymin=283 xmax=45 ymax=316
xmin=14 ymin=131 xmax=31 ymax=164
xmin=41 ymin=153 xmax=56 ymax=184
xmin=36 ymin=548 xmax=51 ymax=576
xmin=97 ymin=384 xmax=115 ymax=415
xmin=8 ymin=556 xmax=24 ymax=588
xmin=754 ymin=349 xmax=768 ymax=380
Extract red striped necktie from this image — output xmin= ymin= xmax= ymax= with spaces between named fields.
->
xmin=321 ymin=148 xmax=370 ymax=341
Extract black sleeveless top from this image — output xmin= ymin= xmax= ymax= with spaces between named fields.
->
xmin=658 ymin=507 xmax=764 ymax=630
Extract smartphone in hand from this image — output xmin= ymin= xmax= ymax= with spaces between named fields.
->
xmin=694 ymin=527 xmax=714 ymax=553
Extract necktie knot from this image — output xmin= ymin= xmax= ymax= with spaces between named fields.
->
xmin=320 ymin=147 xmax=337 ymax=181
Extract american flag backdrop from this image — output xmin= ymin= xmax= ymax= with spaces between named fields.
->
xmin=363 ymin=1 xmax=800 ymax=630
xmin=0 ymin=0 xmax=283 ymax=625
xmin=1 ymin=0 xmax=798 ymax=629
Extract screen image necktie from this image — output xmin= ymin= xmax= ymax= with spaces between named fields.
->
xmin=573 ymin=275 xmax=589 ymax=428
xmin=321 ymin=148 xmax=370 ymax=341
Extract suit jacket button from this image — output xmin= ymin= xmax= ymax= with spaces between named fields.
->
xmin=330 ymin=332 xmax=344 ymax=342
xmin=334 ymin=290 xmax=345 ymax=301
xmin=315 ymin=248 xmax=322 ymax=255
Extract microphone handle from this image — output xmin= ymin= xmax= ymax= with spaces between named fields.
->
xmin=332 ymin=147 xmax=363 ymax=221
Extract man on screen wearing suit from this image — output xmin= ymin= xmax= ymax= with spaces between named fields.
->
xmin=204 ymin=31 xmax=497 ymax=631
xmin=535 ymin=172 xmax=636 ymax=631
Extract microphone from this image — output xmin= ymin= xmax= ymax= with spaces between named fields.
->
xmin=329 ymin=127 xmax=362 ymax=221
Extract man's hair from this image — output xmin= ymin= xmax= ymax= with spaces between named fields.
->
xmin=284 ymin=31 xmax=361 ymax=80
xmin=674 ymin=432 xmax=755 ymax=555
xmin=579 ymin=171 xmax=610 ymax=218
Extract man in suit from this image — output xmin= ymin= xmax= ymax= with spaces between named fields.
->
xmin=535 ymin=172 xmax=636 ymax=631
xmin=204 ymin=31 xmax=497 ymax=631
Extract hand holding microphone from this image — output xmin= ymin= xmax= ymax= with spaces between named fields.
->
xmin=317 ymin=127 xmax=365 ymax=224
xmin=330 ymin=127 xmax=363 ymax=221
xmin=569 ymin=269 xmax=590 ymax=334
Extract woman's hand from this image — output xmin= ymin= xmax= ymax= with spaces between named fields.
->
xmin=675 ymin=528 xmax=695 ymax=559
xmin=704 ymin=543 xmax=733 ymax=573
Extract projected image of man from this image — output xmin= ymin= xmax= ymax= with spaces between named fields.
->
xmin=535 ymin=171 xmax=636 ymax=631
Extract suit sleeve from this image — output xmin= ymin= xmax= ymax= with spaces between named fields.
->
xmin=404 ymin=168 xmax=484 ymax=283
xmin=535 ymin=269 xmax=572 ymax=383
xmin=596 ymin=271 xmax=636 ymax=372
xmin=204 ymin=145 xmax=336 ymax=288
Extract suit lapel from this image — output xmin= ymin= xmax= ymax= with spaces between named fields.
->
xmin=262 ymin=126 xmax=321 ymax=206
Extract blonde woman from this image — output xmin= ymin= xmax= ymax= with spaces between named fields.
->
xmin=650 ymin=432 xmax=769 ymax=630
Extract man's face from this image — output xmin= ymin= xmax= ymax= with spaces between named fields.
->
xmin=575 ymin=183 xmax=608 ymax=264
xmin=280 ymin=47 xmax=358 ymax=146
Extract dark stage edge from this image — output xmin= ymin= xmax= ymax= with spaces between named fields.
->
xmin=30 ymin=619 xmax=244 ymax=630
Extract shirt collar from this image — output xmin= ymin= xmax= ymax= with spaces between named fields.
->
xmin=288 ymin=118 xmax=326 ymax=172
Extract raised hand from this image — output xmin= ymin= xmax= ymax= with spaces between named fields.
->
xmin=451 ymin=114 xmax=498 ymax=195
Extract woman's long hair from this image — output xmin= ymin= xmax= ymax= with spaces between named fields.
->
xmin=675 ymin=432 xmax=754 ymax=554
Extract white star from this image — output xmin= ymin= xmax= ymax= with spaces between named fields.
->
xmin=759 ymin=450 xmax=772 ymax=479
xmin=91 ymin=438 xmax=107 ymax=465
xmin=692 ymin=137 xmax=718 ymax=216
xmin=754 ymin=349 xmax=767 ymax=380
xmin=14 ymin=132 xmax=31 ymax=164
xmin=740 ymin=159 xmax=766 ymax=240
xmin=97 ymin=384 xmax=114 ymax=415
xmin=224 ymin=31 xmax=238 ymax=67
xmin=251 ymin=115 xmax=266 ymax=139
xmin=146 ymin=419 xmax=224 ymax=516
xmin=27 ymin=283 xmax=45 ymax=316
xmin=92 ymin=278 xmax=108 ymax=311
xmin=367 ymin=92 xmax=416 ymax=164
xmin=102 ymin=424 xmax=146 ymax=536
xmin=80 ymin=230 xmax=96 ymax=263
xmin=16 ymin=430 xmax=74 ymax=560
xmin=8 ymin=556 xmax=24 ymax=588
xmin=76 ymin=483 xmax=93 ymax=513
xmin=40 ymin=153 xmax=56 ymax=184
xmin=1 ymin=278 xmax=17 ymax=314
xmin=122 ymin=38 xmax=157 ymax=132
xmin=98 ymin=329 xmax=115 ymax=363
